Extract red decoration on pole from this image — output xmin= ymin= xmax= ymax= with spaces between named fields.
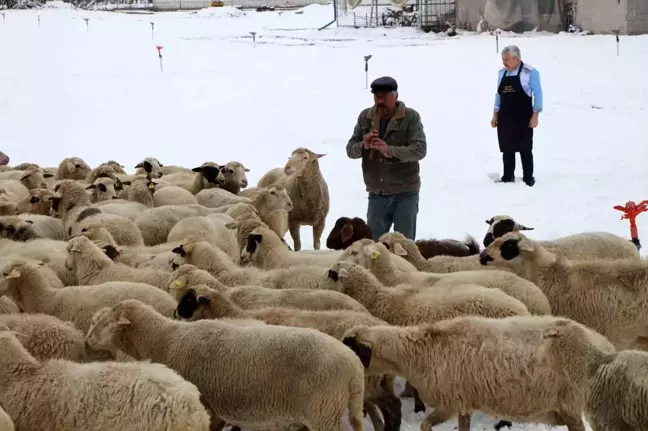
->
xmin=156 ymin=45 xmax=164 ymax=72
xmin=613 ymin=200 xmax=648 ymax=250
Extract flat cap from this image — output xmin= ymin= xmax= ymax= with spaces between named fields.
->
xmin=370 ymin=76 xmax=397 ymax=94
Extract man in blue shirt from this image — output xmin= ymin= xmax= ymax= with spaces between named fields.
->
xmin=490 ymin=45 xmax=543 ymax=187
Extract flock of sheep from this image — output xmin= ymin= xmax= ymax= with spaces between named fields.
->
xmin=0 ymin=148 xmax=646 ymax=431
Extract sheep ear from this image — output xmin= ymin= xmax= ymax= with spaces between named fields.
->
xmin=485 ymin=219 xmax=493 ymax=225
xmin=225 ymin=221 xmax=239 ymax=230
xmin=85 ymin=184 xmax=96 ymax=190
xmin=364 ymin=244 xmax=379 ymax=260
xmin=543 ymin=329 xmax=558 ymax=339
xmin=103 ymin=245 xmax=121 ymax=261
xmin=312 ymin=153 xmax=326 ymax=159
xmin=171 ymin=279 xmax=184 ymax=288
xmin=172 ymin=245 xmax=187 ymax=257
xmin=342 ymin=335 xmax=372 ymax=368
xmin=134 ymin=162 xmax=144 ymax=169
xmin=244 ymin=168 xmax=250 ymax=172
xmin=4 ymin=267 xmax=22 ymax=279
xmin=116 ymin=316 xmax=131 ymax=327
xmin=393 ymin=242 xmax=408 ymax=256
xmin=191 ymin=167 xmax=204 ymax=173
xmin=120 ymin=181 xmax=131 ymax=186
xmin=197 ymin=296 xmax=211 ymax=305
xmin=515 ymin=223 xmax=534 ymax=231
xmin=340 ymin=223 xmax=354 ymax=243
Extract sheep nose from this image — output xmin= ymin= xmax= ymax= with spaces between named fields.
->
xmin=479 ymin=251 xmax=493 ymax=266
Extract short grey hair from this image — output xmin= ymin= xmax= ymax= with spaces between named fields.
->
xmin=501 ymin=45 xmax=521 ymax=58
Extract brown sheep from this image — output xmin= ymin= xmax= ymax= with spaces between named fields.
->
xmin=415 ymin=235 xmax=480 ymax=259
xmin=326 ymin=217 xmax=372 ymax=250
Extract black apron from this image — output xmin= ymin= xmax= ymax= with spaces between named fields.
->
xmin=496 ymin=62 xmax=533 ymax=153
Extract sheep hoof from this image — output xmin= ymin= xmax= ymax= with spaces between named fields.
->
xmin=494 ymin=420 xmax=512 ymax=430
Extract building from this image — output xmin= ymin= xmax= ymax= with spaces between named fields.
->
xmin=565 ymin=0 xmax=648 ymax=35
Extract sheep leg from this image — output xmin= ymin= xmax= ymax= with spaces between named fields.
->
xmin=312 ymin=220 xmax=325 ymax=250
xmin=375 ymin=394 xmax=402 ymax=431
xmin=401 ymin=381 xmax=415 ymax=398
xmin=412 ymin=387 xmax=426 ymax=413
xmin=458 ymin=414 xmax=471 ymax=431
xmin=289 ymin=221 xmax=302 ymax=251
xmin=364 ymin=402 xmax=385 ymax=431
xmin=557 ymin=411 xmax=587 ymax=431
xmin=420 ymin=407 xmax=454 ymax=431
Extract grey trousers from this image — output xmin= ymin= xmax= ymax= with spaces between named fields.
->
xmin=366 ymin=191 xmax=419 ymax=242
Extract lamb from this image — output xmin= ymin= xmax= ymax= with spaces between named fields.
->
xmin=0 ymin=405 xmax=13 ymax=431
xmin=483 ymin=214 xmax=640 ymax=260
xmin=220 ymin=161 xmax=250 ymax=194
xmin=54 ymin=157 xmax=91 ymax=181
xmin=175 ymin=284 xmax=401 ymax=431
xmin=15 ymin=188 xmax=55 ymax=215
xmin=50 ymin=180 xmax=144 ymax=246
xmin=86 ymin=299 xmax=366 ymax=431
xmin=156 ymin=162 xmax=226 ymax=194
xmin=379 ymin=231 xmax=510 ymax=273
xmin=170 ymin=239 xmax=340 ymax=291
xmin=538 ymin=318 xmax=648 ymax=431
xmin=0 ymin=214 xmax=66 ymax=241
xmin=342 ymin=240 xmax=551 ymax=315
xmin=134 ymin=204 xmax=224 ymax=246
xmin=168 ymin=267 xmax=369 ymax=313
xmin=0 ymin=260 xmax=177 ymax=333
xmin=326 ymin=217 xmax=373 ymax=250
xmin=66 ymin=236 xmax=173 ymax=291
xmin=86 ymin=177 xmax=119 ymax=202
xmin=0 ymin=330 xmax=210 ymax=431
xmin=0 ymin=313 xmax=86 ymax=361
xmin=167 ymin=213 xmax=240 ymax=264
xmin=260 ymin=148 xmax=329 ymax=251
xmin=342 ymin=315 xmax=614 ymax=431
xmin=324 ymin=261 xmax=530 ymax=326
xmin=479 ymin=231 xmax=648 ymax=350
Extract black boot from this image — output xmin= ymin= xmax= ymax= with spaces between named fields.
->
xmin=523 ymin=177 xmax=535 ymax=187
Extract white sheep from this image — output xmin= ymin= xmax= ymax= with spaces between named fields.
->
xmin=538 ymin=318 xmax=648 ymax=431
xmin=93 ymin=199 xmax=150 ymax=221
xmin=0 ymin=297 xmax=19 ymax=314
xmin=65 ymin=236 xmax=173 ymax=291
xmin=0 ymin=238 xmax=75 ymax=286
xmin=342 ymin=240 xmax=551 ymax=315
xmin=258 ymin=148 xmax=329 ymax=251
xmin=480 ymin=231 xmax=648 ymax=350
xmin=0 ymin=330 xmax=210 ymax=431
xmin=196 ymin=187 xmax=251 ymax=208
xmin=86 ymin=299 xmax=366 ymax=431
xmin=483 ymin=214 xmax=640 ymax=260
xmin=220 ymin=161 xmax=250 ymax=194
xmin=14 ymin=188 xmax=56 ymax=215
xmin=156 ymin=162 xmax=226 ymax=194
xmin=151 ymin=182 xmax=199 ymax=206
xmin=134 ymin=157 xmax=164 ymax=178
xmin=0 ymin=313 xmax=86 ymax=361
xmin=0 ymin=405 xmax=14 ymax=431
xmin=342 ymin=315 xmax=614 ymax=431
xmin=0 ymin=260 xmax=177 ymax=334
xmin=166 ymin=213 xmax=240 ymax=264
xmin=0 ymin=180 xmax=29 ymax=212
xmin=324 ymin=261 xmax=530 ymax=326
xmin=0 ymin=214 xmax=66 ymax=241
xmin=85 ymin=177 xmax=119 ymax=202
xmin=54 ymin=157 xmax=91 ymax=181
xmin=170 ymin=236 xmax=330 ymax=290
xmin=169 ymin=266 xmax=369 ymax=313
xmin=379 ymin=231 xmax=510 ymax=273
xmin=134 ymin=204 xmax=223 ymax=246
xmin=174 ymin=283 xmax=401 ymax=431
xmin=0 ymin=167 xmax=51 ymax=190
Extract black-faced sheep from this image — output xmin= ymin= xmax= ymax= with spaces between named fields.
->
xmin=483 ymin=215 xmax=640 ymax=260
xmin=479 ymin=231 xmax=648 ymax=350
xmin=326 ymin=217 xmax=373 ymax=250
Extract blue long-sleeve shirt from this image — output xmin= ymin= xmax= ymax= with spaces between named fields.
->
xmin=494 ymin=63 xmax=543 ymax=113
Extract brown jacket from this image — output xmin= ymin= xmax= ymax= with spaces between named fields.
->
xmin=346 ymin=101 xmax=426 ymax=196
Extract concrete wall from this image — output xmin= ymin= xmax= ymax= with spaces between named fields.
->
xmin=574 ymin=0 xmax=627 ymax=33
xmin=626 ymin=0 xmax=648 ymax=34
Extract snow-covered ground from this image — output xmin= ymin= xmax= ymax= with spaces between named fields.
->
xmin=1 ymin=2 xmax=647 ymax=429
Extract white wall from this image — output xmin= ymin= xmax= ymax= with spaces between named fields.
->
xmin=575 ymin=0 xmax=627 ymax=33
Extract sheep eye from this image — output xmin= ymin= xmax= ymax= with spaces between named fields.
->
xmin=30 ymin=196 xmax=40 ymax=204
xmin=382 ymin=242 xmax=390 ymax=249
xmin=350 ymin=251 xmax=357 ymax=256
xmin=270 ymin=191 xmax=275 ymax=195
xmin=81 ymin=228 xmax=87 ymax=232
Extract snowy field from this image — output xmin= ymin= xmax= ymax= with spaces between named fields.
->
xmin=1 ymin=2 xmax=647 ymax=429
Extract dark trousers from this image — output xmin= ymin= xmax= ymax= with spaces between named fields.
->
xmin=502 ymin=150 xmax=534 ymax=181
xmin=367 ymin=191 xmax=419 ymax=241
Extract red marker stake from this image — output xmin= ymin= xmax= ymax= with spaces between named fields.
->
xmin=156 ymin=45 xmax=164 ymax=72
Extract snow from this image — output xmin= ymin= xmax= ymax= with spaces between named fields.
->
xmin=1 ymin=2 xmax=647 ymax=429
